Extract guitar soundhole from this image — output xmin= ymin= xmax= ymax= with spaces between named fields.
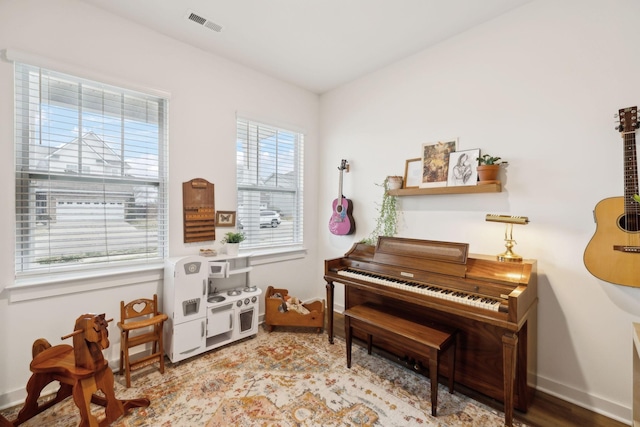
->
xmin=618 ymin=214 xmax=640 ymax=232
xmin=336 ymin=205 xmax=343 ymax=214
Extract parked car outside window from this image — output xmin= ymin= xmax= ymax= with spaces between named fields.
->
xmin=259 ymin=210 xmax=281 ymax=228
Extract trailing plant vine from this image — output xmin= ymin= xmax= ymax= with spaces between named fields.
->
xmin=362 ymin=177 xmax=398 ymax=245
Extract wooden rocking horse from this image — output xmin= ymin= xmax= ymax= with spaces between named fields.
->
xmin=1 ymin=313 xmax=150 ymax=427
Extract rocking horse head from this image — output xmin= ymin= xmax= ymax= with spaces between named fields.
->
xmin=68 ymin=313 xmax=111 ymax=371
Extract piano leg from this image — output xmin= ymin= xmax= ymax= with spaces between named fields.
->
xmin=326 ymin=281 xmax=335 ymax=344
xmin=345 ymin=314 xmax=352 ymax=368
xmin=502 ymin=332 xmax=518 ymax=427
xmin=448 ymin=339 xmax=456 ymax=394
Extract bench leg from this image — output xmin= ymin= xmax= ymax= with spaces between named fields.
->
xmin=448 ymin=337 xmax=456 ymax=394
xmin=345 ymin=316 xmax=352 ymax=368
xmin=429 ymin=348 xmax=439 ymax=417
xmin=367 ymin=334 xmax=372 ymax=354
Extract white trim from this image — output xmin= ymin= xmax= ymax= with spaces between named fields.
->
xmin=247 ymin=247 xmax=307 ymax=265
xmin=536 ymin=373 xmax=631 ymax=424
xmin=6 ymin=263 xmax=164 ymax=302
xmin=1 ymin=48 xmax=171 ymax=99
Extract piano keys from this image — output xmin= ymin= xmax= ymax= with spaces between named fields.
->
xmin=336 ymin=268 xmax=508 ymax=312
xmin=324 ymin=236 xmax=537 ymax=427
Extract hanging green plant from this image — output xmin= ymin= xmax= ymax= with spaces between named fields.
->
xmin=362 ymin=177 xmax=398 ymax=245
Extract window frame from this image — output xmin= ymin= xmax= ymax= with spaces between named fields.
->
xmin=236 ymin=117 xmax=304 ymax=251
xmin=13 ymin=62 xmax=169 ymax=282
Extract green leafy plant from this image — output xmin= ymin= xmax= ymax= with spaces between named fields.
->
xmin=477 ymin=154 xmax=507 ymax=165
xmin=362 ymin=177 xmax=398 ymax=245
xmin=222 ymin=231 xmax=245 ymax=244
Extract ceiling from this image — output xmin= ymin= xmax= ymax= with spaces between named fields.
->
xmin=81 ymin=0 xmax=533 ymax=94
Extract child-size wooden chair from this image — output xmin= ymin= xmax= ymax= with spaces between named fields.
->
xmin=118 ymin=294 xmax=168 ymax=388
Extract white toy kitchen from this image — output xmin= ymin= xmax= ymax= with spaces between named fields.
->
xmin=163 ymin=254 xmax=261 ymax=363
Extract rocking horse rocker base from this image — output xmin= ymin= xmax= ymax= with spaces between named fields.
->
xmin=2 ymin=314 xmax=149 ymax=427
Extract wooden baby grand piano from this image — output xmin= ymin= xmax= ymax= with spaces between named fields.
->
xmin=324 ymin=237 xmax=537 ymax=427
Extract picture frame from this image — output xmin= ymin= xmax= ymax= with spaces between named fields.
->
xmin=447 ymin=148 xmax=480 ymax=187
xmin=216 ymin=211 xmax=236 ymax=227
xmin=403 ymin=158 xmax=422 ymax=188
xmin=419 ymin=139 xmax=457 ymax=188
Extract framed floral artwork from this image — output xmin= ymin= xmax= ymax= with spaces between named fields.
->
xmin=420 ymin=139 xmax=457 ymax=188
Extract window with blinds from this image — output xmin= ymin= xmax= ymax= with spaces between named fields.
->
xmin=236 ymin=117 xmax=304 ymax=249
xmin=14 ymin=63 xmax=168 ymax=277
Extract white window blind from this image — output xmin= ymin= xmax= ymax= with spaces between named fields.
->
xmin=14 ymin=63 xmax=168 ymax=277
xmin=236 ymin=117 xmax=304 ymax=249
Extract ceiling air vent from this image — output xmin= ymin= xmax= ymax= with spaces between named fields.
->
xmin=186 ymin=10 xmax=223 ymax=33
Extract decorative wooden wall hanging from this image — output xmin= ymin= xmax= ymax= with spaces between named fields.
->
xmin=183 ymin=178 xmax=215 ymax=243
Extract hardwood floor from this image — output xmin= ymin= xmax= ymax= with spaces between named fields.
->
xmin=330 ymin=313 xmax=627 ymax=427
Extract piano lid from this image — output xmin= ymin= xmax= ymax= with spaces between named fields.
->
xmin=337 ymin=237 xmax=533 ymax=285
xmin=375 ymin=237 xmax=468 ymax=263
xmin=373 ymin=237 xmax=469 ymax=278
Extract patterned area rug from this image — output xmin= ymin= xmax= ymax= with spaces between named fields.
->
xmin=1 ymin=327 xmax=528 ymax=426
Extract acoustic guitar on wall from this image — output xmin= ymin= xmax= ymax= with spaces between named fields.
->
xmin=584 ymin=106 xmax=640 ymax=287
xmin=329 ymin=159 xmax=355 ymax=235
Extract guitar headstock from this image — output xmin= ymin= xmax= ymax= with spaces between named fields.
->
xmin=617 ymin=106 xmax=639 ymax=133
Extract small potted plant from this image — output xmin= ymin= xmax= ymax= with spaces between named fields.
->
xmin=386 ymin=175 xmax=403 ymax=190
xmin=221 ymin=231 xmax=245 ymax=256
xmin=476 ymin=154 xmax=507 ymax=183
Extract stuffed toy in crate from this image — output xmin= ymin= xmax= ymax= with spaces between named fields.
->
xmin=265 ymin=286 xmax=325 ymax=333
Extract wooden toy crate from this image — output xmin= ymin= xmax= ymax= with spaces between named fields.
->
xmin=264 ymin=286 xmax=325 ymax=333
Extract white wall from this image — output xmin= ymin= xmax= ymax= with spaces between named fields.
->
xmin=318 ymin=0 xmax=640 ymax=423
xmin=0 ymin=0 xmax=320 ymax=407
xmin=2 ymin=0 xmax=639 ymax=423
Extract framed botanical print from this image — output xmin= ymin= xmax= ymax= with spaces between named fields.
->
xmin=420 ymin=139 xmax=457 ymax=188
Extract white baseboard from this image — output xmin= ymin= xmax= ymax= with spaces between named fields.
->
xmin=0 ymin=387 xmax=31 ymax=412
xmin=536 ymin=374 xmax=631 ymax=425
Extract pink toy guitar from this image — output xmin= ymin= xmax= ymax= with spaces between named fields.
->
xmin=329 ymin=159 xmax=355 ymax=235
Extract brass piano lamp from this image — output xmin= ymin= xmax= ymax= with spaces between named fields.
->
xmin=485 ymin=214 xmax=530 ymax=262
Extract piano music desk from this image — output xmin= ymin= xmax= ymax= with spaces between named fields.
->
xmin=344 ymin=303 xmax=457 ymax=417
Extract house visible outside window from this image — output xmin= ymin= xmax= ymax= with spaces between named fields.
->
xmin=14 ymin=63 xmax=168 ymax=278
xmin=236 ymin=117 xmax=304 ymax=250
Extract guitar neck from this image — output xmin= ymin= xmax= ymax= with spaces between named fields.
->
xmin=623 ymin=130 xmax=639 ymax=213
xmin=337 ymin=159 xmax=348 ymax=202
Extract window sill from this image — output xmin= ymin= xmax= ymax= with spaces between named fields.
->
xmin=7 ymin=262 xmax=164 ymax=303
xmin=242 ymin=246 xmax=307 ymax=266
xmin=6 ymin=247 xmax=306 ymax=303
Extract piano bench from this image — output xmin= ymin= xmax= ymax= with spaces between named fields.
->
xmin=343 ymin=303 xmax=457 ymax=417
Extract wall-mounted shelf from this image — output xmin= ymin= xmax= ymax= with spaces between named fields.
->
xmin=387 ymin=182 xmax=501 ymax=197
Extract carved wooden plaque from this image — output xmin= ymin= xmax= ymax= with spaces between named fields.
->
xmin=183 ymin=178 xmax=215 ymax=243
